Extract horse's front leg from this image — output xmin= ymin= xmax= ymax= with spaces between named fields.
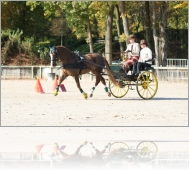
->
xmin=53 ymin=74 xmax=67 ymax=96
xmin=74 ymin=75 xmax=88 ymax=99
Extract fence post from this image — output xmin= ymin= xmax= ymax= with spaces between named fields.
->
xmin=90 ymin=71 xmax=93 ymax=81
xmin=32 ymin=67 xmax=34 ymax=79
xmin=40 ymin=67 xmax=42 ymax=79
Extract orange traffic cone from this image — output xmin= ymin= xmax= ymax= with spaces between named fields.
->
xmin=35 ymin=77 xmax=45 ymax=94
xmin=60 ymin=84 xmax=67 ymax=92
xmin=35 ymin=144 xmax=44 ymax=153
xmin=53 ymin=75 xmax=60 ymax=92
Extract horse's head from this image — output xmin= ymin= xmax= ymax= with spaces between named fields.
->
xmin=49 ymin=46 xmax=58 ymax=66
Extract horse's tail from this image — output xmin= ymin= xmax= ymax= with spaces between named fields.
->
xmin=103 ymin=58 xmax=120 ymax=86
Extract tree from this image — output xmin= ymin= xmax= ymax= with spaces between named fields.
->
xmin=159 ymin=2 xmax=168 ymax=66
xmin=115 ymin=4 xmax=124 ymax=53
xmin=151 ymin=1 xmax=168 ymax=66
xmin=144 ymin=1 xmax=153 ymax=49
xmin=105 ymin=3 xmax=114 ymax=64
xmin=49 ymin=10 xmax=70 ymax=46
xmin=152 ymin=1 xmax=159 ymax=66
xmin=119 ymin=1 xmax=130 ymax=45
xmin=61 ymin=1 xmax=98 ymax=53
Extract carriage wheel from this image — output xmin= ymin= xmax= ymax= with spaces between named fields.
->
xmin=136 ymin=71 xmax=158 ymax=100
xmin=109 ymin=80 xmax=130 ymax=98
xmin=109 ymin=142 xmax=129 ymax=153
xmin=136 ymin=141 xmax=158 ymax=159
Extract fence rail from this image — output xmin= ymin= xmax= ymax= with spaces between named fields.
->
xmin=166 ymin=58 xmax=188 ymax=68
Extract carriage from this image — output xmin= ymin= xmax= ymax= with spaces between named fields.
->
xmin=49 ymin=45 xmax=158 ymax=100
xmin=108 ymin=61 xmax=158 ymax=100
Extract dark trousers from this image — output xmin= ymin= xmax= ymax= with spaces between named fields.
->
xmin=132 ymin=62 xmax=151 ymax=75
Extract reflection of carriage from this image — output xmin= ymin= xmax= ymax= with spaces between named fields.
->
xmin=108 ymin=60 xmax=158 ymax=100
xmin=78 ymin=141 xmax=158 ymax=161
xmin=103 ymin=141 xmax=158 ymax=169
xmin=77 ymin=141 xmax=158 ymax=169
xmin=108 ymin=141 xmax=158 ymax=161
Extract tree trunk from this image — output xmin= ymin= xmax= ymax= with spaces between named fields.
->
xmin=60 ymin=35 xmax=63 ymax=46
xmin=152 ymin=1 xmax=159 ymax=66
xmin=93 ymin=17 xmax=99 ymax=38
xmin=159 ymin=2 xmax=168 ymax=66
xmin=119 ymin=1 xmax=130 ymax=46
xmin=144 ymin=1 xmax=152 ymax=49
xmin=105 ymin=4 xmax=114 ymax=64
xmin=22 ymin=2 xmax=27 ymax=41
xmin=115 ymin=4 xmax=124 ymax=54
xmin=87 ymin=15 xmax=94 ymax=53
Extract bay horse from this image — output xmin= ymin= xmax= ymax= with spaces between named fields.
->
xmin=49 ymin=45 xmax=120 ymax=99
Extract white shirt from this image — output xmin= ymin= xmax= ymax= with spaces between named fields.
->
xmin=138 ymin=46 xmax=152 ymax=64
xmin=125 ymin=42 xmax=140 ymax=58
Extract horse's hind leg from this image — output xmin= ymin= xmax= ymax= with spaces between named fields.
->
xmin=89 ymin=74 xmax=100 ymax=98
xmin=53 ymin=73 xmax=67 ymax=96
xmin=74 ymin=75 xmax=88 ymax=99
xmin=99 ymin=74 xmax=111 ymax=97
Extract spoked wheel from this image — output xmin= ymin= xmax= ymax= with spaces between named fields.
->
xmin=136 ymin=71 xmax=158 ymax=99
xmin=109 ymin=80 xmax=130 ymax=98
xmin=136 ymin=141 xmax=158 ymax=159
xmin=109 ymin=142 xmax=129 ymax=153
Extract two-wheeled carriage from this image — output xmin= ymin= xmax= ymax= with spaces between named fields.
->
xmin=108 ymin=61 xmax=158 ymax=100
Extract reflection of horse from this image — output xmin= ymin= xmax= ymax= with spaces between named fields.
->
xmin=49 ymin=46 xmax=119 ymax=99
xmin=54 ymin=142 xmax=107 ymax=169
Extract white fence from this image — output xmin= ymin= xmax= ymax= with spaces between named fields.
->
xmin=167 ymin=59 xmax=188 ymax=68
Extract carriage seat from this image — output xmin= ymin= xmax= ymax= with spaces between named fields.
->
xmin=143 ymin=58 xmax=155 ymax=71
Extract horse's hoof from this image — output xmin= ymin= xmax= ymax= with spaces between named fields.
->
xmin=83 ymin=93 xmax=88 ymax=99
xmin=89 ymin=94 xmax=93 ymax=98
xmin=53 ymin=91 xmax=58 ymax=96
xmin=108 ymin=92 xmax=111 ymax=97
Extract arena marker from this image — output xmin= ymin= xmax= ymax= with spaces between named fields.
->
xmin=60 ymin=84 xmax=67 ymax=92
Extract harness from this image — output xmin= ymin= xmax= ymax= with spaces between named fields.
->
xmin=62 ymin=51 xmax=85 ymax=69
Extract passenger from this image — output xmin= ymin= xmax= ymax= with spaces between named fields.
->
xmin=121 ymin=34 xmax=140 ymax=74
xmin=132 ymin=39 xmax=152 ymax=76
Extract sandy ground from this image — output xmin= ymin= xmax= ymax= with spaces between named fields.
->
xmin=1 ymin=79 xmax=188 ymax=126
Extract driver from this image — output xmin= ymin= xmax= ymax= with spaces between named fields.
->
xmin=121 ymin=34 xmax=140 ymax=74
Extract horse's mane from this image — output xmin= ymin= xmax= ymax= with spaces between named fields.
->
xmin=56 ymin=45 xmax=72 ymax=53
